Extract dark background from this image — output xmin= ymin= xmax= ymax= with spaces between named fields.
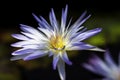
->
xmin=0 ymin=0 xmax=120 ymax=29
xmin=0 ymin=0 xmax=120 ymax=80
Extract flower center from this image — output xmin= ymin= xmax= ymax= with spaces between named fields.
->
xmin=49 ymin=35 xmax=65 ymax=51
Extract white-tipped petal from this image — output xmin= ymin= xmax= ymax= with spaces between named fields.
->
xmin=20 ymin=24 xmax=41 ymax=35
xmin=11 ymin=40 xmax=40 ymax=47
xmin=12 ymin=34 xmax=29 ymax=40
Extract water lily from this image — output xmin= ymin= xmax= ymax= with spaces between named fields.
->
xmin=11 ymin=5 xmax=103 ymax=80
xmin=83 ymin=51 xmax=120 ymax=80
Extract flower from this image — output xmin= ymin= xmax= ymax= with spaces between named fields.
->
xmin=83 ymin=51 xmax=120 ymax=80
xmin=11 ymin=5 xmax=104 ymax=80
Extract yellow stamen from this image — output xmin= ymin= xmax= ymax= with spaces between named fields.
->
xmin=49 ymin=35 xmax=65 ymax=51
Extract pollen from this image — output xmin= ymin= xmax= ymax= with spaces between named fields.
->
xmin=49 ymin=35 xmax=65 ymax=51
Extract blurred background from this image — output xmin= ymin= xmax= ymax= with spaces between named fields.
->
xmin=0 ymin=0 xmax=120 ymax=80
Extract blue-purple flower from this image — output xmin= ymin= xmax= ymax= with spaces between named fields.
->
xmin=83 ymin=51 xmax=120 ymax=80
xmin=11 ymin=5 xmax=104 ymax=80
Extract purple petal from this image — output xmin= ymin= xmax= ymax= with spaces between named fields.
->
xmin=53 ymin=54 xmax=60 ymax=70
xmin=89 ymin=61 xmax=108 ymax=76
xmin=61 ymin=5 xmax=68 ymax=33
xmin=70 ymin=27 xmax=87 ymax=40
xmin=33 ymin=13 xmax=53 ymax=31
xmin=12 ymin=48 xmax=35 ymax=55
xmin=49 ymin=9 xmax=58 ymax=32
xmin=82 ymin=63 xmax=97 ymax=73
xmin=75 ymin=28 xmax=102 ymax=41
xmin=88 ymin=55 xmax=110 ymax=76
xmin=32 ymin=13 xmax=41 ymax=24
xmin=23 ymin=50 xmax=48 ymax=61
xmin=61 ymin=52 xmax=72 ymax=65
xmin=66 ymin=26 xmax=85 ymax=39
xmin=39 ymin=16 xmax=53 ymax=30
xmin=10 ymin=54 xmax=30 ymax=61
xmin=69 ymin=42 xmax=95 ymax=50
xmin=57 ymin=59 xmax=66 ymax=80
xmin=65 ymin=18 xmax=72 ymax=32
xmin=48 ymin=51 xmax=53 ymax=57
xmin=11 ymin=41 xmax=30 ymax=47
xmin=20 ymin=24 xmax=42 ymax=37
xmin=105 ymin=50 xmax=117 ymax=68
xmin=68 ymin=12 xmax=91 ymax=35
xmin=78 ymin=11 xmax=87 ymax=21
xmin=72 ymin=14 xmax=91 ymax=30
xmin=20 ymin=24 xmax=38 ymax=34
xmin=69 ymin=11 xmax=88 ymax=30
